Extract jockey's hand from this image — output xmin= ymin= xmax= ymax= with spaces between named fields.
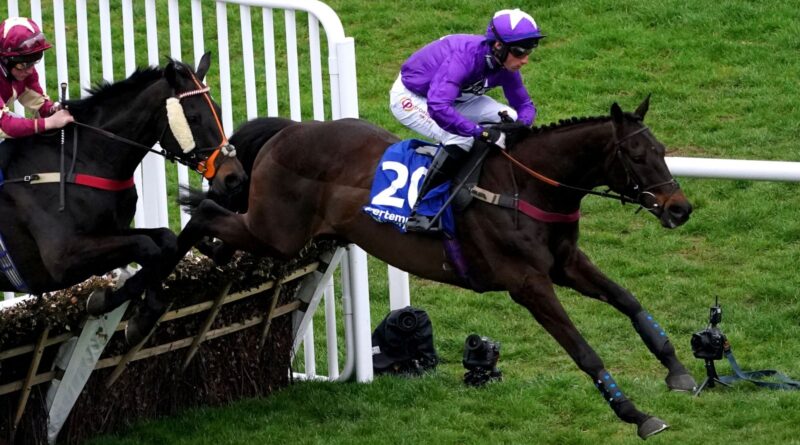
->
xmin=479 ymin=127 xmax=506 ymax=150
xmin=44 ymin=109 xmax=75 ymax=130
xmin=498 ymin=110 xmax=515 ymax=124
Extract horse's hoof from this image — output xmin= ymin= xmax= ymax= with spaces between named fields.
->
xmin=86 ymin=288 xmax=114 ymax=316
xmin=638 ymin=416 xmax=669 ymax=439
xmin=124 ymin=304 xmax=165 ymax=346
xmin=666 ymin=371 xmax=697 ymax=392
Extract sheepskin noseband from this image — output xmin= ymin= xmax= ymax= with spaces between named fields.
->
xmin=166 ymin=97 xmax=196 ymax=153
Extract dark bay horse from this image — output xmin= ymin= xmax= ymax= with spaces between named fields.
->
xmin=0 ymin=53 xmax=245 ymax=310
xmin=167 ymin=97 xmax=694 ymax=438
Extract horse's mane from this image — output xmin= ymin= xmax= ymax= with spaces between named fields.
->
xmin=63 ymin=67 xmax=164 ymax=113
xmin=502 ymin=113 xmax=640 ymax=149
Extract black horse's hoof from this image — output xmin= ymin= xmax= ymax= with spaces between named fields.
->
xmin=124 ymin=304 xmax=166 ymax=346
xmin=86 ymin=288 xmax=116 ymax=316
xmin=666 ymin=371 xmax=697 ymax=392
xmin=638 ymin=416 xmax=669 ymax=439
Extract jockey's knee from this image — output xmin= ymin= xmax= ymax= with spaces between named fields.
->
xmin=442 ymin=135 xmax=473 ymax=153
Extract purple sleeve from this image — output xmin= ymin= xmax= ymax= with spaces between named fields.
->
xmin=501 ymin=71 xmax=536 ymax=125
xmin=426 ymin=56 xmax=484 ymax=138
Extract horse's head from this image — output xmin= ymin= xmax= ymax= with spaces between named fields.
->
xmin=158 ymin=52 xmax=247 ymax=196
xmin=607 ymin=96 xmax=692 ymax=228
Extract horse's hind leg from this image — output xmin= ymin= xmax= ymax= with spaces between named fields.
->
xmin=509 ymin=273 xmax=668 ymax=439
xmin=177 ymin=199 xmax=268 ymax=255
xmin=554 ymin=248 xmax=696 ymax=392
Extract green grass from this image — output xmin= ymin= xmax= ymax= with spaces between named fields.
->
xmin=10 ymin=0 xmax=800 ymax=443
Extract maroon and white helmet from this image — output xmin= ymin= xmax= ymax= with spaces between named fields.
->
xmin=0 ymin=17 xmax=51 ymax=59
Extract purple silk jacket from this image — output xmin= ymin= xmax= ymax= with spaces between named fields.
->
xmin=400 ymin=34 xmax=536 ymax=138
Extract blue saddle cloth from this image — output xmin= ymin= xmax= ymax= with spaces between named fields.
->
xmin=363 ymin=139 xmax=455 ymax=236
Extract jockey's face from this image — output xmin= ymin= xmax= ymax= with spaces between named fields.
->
xmin=495 ymin=42 xmax=530 ymax=72
xmin=10 ymin=63 xmax=36 ymax=81
xmin=8 ymin=53 xmax=42 ymax=81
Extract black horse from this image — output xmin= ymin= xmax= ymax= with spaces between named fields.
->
xmin=135 ymin=97 xmax=697 ymax=438
xmin=0 ymin=53 xmax=246 ymax=316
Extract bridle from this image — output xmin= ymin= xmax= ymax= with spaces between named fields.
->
xmin=70 ymin=69 xmax=236 ymax=180
xmin=173 ymin=71 xmax=236 ymax=179
xmin=498 ymin=124 xmax=679 ymax=211
xmin=610 ymin=126 xmax=680 ymax=211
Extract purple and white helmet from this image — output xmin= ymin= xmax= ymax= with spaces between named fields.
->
xmin=485 ymin=9 xmax=545 ymax=48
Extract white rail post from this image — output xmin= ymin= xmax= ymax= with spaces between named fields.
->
xmin=667 ymin=157 xmax=800 ymax=181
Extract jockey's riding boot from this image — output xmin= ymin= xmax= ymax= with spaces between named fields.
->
xmin=404 ymin=144 xmax=466 ymax=233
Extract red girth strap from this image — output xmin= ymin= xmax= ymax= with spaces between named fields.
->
xmin=23 ymin=172 xmax=135 ymax=191
xmin=470 ymin=185 xmax=580 ymax=223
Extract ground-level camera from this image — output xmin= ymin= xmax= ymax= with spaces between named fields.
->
xmin=463 ymin=334 xmax=502 ymax=387
xmin=691 ymin=297 xmax=731 ymax=395
xmin=691 ymin=297 xmax=728 ymax=361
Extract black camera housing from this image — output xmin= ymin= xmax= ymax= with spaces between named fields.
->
xmin=691 ymin=301 xmax=728 ymax=361
xmin=691 ymin=326 xmax=727 ymax=360
xmin=462 ymin=334 xmax=502 ymax=386
xmin=463 ymin=334 xmax=500 ymax=371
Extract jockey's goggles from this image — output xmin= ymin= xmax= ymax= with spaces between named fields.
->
xmin=508 ymin=44 xmax=536 ymax=58
xmin=13 ymin=58 xmax=41 ymax=70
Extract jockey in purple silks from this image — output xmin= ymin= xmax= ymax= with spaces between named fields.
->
xmin=389 ymin=8 xmax=545 ymax=232
xmin=0 ymin=17 xmax=73 ymax=171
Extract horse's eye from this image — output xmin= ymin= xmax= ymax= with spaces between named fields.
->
xmin=186 ymin=114 xmax=199 ymax=124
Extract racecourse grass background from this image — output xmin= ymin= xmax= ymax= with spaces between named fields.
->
xmin=3 ymin=0 xmax=799 ymax=444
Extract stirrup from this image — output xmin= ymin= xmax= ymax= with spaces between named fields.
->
xmin=404 ymin=215 xmax=440 ymax=233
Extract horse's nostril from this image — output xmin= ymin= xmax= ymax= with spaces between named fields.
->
xmin=225 ymin=174 xmax=243 ymax=190
xmin=668 ymin=203 xmax=692 ymax=222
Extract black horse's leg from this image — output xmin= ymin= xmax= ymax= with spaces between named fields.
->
xmin=101 ymin=200 xmax=268 ymax=344
xmin=509 ymin=273 xmax=667 ymax=439
xmin=119 ymin=199 xmax=271 ymax=342
xmin=28 ymin=226 xmax=174 ymax=293
xmin=554 ymin=248 xmax=696 ymax=392
xmin=85 ymin=228 xmax=178 ymax=316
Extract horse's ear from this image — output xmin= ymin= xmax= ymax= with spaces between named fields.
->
xmin=610 ymin=102 xmax=624 ymax=124
xmin=195 ymin=52 xmax=212 ymax=80
xmin=164 ymin=59 xmax=179 ymax=89
xmin=634 ymin=94 xmax=651 ymax=120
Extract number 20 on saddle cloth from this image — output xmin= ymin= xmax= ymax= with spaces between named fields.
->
xmin=363 ymin=139 xmax=455 ymax=236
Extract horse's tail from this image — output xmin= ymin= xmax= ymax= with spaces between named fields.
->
xmin=177 ymin=186 xmax=207 ymax=214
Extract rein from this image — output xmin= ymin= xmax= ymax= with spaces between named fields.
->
xmin=498 ymin=147 xmax=638 ymax=205
xmin=498 ymin=125 xmax=672 ymax=208
xmin=1 ymin=69 xmax=236 ymax=202
xmin=65 ymin=69 xmax=234 ymax=179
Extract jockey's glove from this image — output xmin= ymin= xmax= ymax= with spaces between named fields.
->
xmin=479 ymin=128 xmax=506 ymax=150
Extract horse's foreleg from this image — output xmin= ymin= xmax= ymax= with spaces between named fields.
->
xmin=554 ymin=249 xmax=696 ymax=392
xmin=86 ymin=228 xmax=177 ymax=315
xmin=34 ymin=228 xmax=174 ymax=287
xmin=509 ymin=273 xmax=666 ymax=438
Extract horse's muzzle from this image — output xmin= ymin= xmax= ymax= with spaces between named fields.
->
xmin=656 ymin=190 xmax=692 ymax=228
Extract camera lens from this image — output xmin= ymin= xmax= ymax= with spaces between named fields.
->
xmin=397 ymin=311 xmax=417 ymax=332
xmin=465 ymin=334 xmax=485 ymax=352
